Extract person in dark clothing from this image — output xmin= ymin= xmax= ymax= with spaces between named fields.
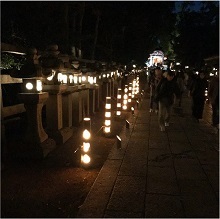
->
xmin=189 ymin=72 xmax=208 ymax=122
xmin=176 ymin=71 xmax=185 ymax=107
xmin=148 ymin=67 xmax=163 ymax=113
xmin=208 ymin=75 xmax=219 ymax=128
xmin=155 ymin=70 xmax=180 ymax=131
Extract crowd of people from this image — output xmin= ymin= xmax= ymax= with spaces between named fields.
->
xmin=147 ymin=66 xmax=219 ymax=132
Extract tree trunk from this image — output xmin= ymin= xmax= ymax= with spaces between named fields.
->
xmin=91 ymin=14 xmax=100 ymax=60
xmin=78 ymin=2 xmax=85 ymax=58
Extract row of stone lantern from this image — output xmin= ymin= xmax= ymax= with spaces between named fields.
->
xmin=17 ymin=80 xmax=121 ymax=159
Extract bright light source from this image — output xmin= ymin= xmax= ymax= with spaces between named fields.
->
xmin=105 ymin=120 xmax=111 ymax=126
xmin=82 ymin=142 xmax=90 ymax=153
xmin=26 ymin=82 xmax=33 ymax=90
xmin=117 ymin=103 xmax=121 ymax=107
xmin=124 ymin=94 xmax=128 ymax=99
xmin=82 ymin=129 xmax=91 ymax=140
xmin=105 ymin=112 xmax=111 ymax=118
xmin=117 ymin=94 xmax=121 ymax=99
xmin=74 ymin=75 xmax=78 ymax=84
xmin=104 ymin=126 xmax=111 ymax=133
xmin=62 ymin=75 xmax=68 ymax=84
xmin=116 ymin=111 xmax=121 ymax=116
xmin=36 ymin=80 xmax=42 ymax=91
xmin=94 ymin=77 xmax=97 ymax=84
xmin=105 ymin=103 xmax=111 ymax=109
xmin=58 ymin=73 xmax=63 ymax=82
xmin=122 ymin=105 xmax=127 ymax=110
xmin=81 ymin=154 xmax=91 ymax=164
xmin=82 ymin=76 xmax=86 ymax=82
xmin=123 ymin=100 xmax=128 ymax=105
xmin=47 ymin=70 xmax=55 ymax=81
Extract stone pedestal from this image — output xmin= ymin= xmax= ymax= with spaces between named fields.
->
xmin=72 ymin=86 xmax=83 ymax=126
xmin=63 ymin=85 xmax=78 ymax=127
xmin=81 ymin=84 xmax=90 ymax=117
xmin=18 ymin=92 xmax=56 ymax=158
xmin=89 ymin=84 xmax=99 ymax=114
xmin=43 ymin=85 xmax=72 ymax=144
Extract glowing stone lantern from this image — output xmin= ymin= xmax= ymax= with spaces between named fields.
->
xmin=23 ymin=78 xmax=43 ymax=93
xmin=116 ymin=88 xmax=122 ymax=116
xmin=81 ymin=117 xmax=91 ymax=167
xmin=104 ymin=97 xmax=111 ymax=136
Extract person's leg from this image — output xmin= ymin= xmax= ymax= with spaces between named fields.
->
xmin=149 ymin=95 xmax=154 ymax=112
xmin=197 ymin=97 xmax=205 ymax=119
xmin=212 ymin=103 xmax=219 ymax=126
xmin=178 ymin=92 xmax=183 ymax=107
xmin=159 ymin=101 xmax=166 ymax=131
xmin=165 ymin=104 xmax=172 ymax=126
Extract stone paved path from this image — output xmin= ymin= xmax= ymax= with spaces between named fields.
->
xmin=77 ymin=92 xmax=219 ymax=218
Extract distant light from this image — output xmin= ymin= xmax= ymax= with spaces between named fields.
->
xmin=82 ymin=76 xmax=86 ymax=82
xmin=3 ymin=51 xmax=26 ymax=55
xmin=176 ymin=62 xmax=181 ymax=65
xmin=185 ymin=66 xmax=189 ymax=69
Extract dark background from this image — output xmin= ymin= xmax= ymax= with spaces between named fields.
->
xmin=1 ymin=1 xmax=219 ymax=67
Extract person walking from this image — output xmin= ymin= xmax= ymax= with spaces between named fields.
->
xmin=208 ymin=74 xmax=219 ymax=128
xmin=189 ymin=71 xmax=208 ymax=122
xmin=154 ymin=70 xmax=180 ymax=131
xmin=150 ymin=67 xmax=164 ymax=114
xmin=176 ymin=70 xmax=185 ymax=107
xmin=148 ymin=69 xmax=156 ymax=112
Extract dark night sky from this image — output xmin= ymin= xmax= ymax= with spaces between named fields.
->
xmin=0 ymin=1 xmax=208 ymax=64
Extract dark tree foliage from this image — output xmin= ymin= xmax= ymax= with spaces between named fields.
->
xmin=1 ymin=1 xmax=176 ymax=64
xmin=172 ymin=1 xmax=219 ymax=68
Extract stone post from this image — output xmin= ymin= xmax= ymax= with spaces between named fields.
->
xmin=43 ymin=84 xmax=70 ymax=144
xmin=18 ymin=92 xmax=56 ymax=158
xmin=71 ymin=85 xmax=83 ymax=126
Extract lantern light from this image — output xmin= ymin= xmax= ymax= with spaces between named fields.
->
xmin=23 ymin=78 xmax=43 ymax=93
xmin=82 ymin=76 xmax=87 ymax=82
xmin=122 ymin=85 xmax=128 ymax=111
xmin=36 ymin=80 xmax=42 ymax=92
xmin=81 ymin=117 xmax=91 ymax=166
xmin=81 ymin=154 xmax=91 ymax=164
xmin=26 ymin=82 xmax=33 ymax=90
xmin=116 ymin=88 xmax=122 ymax=116
xmin=82 ymin=129 xmax=91 ymax=140
xmin=104 ymin=97 xmax=111 ymax=135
